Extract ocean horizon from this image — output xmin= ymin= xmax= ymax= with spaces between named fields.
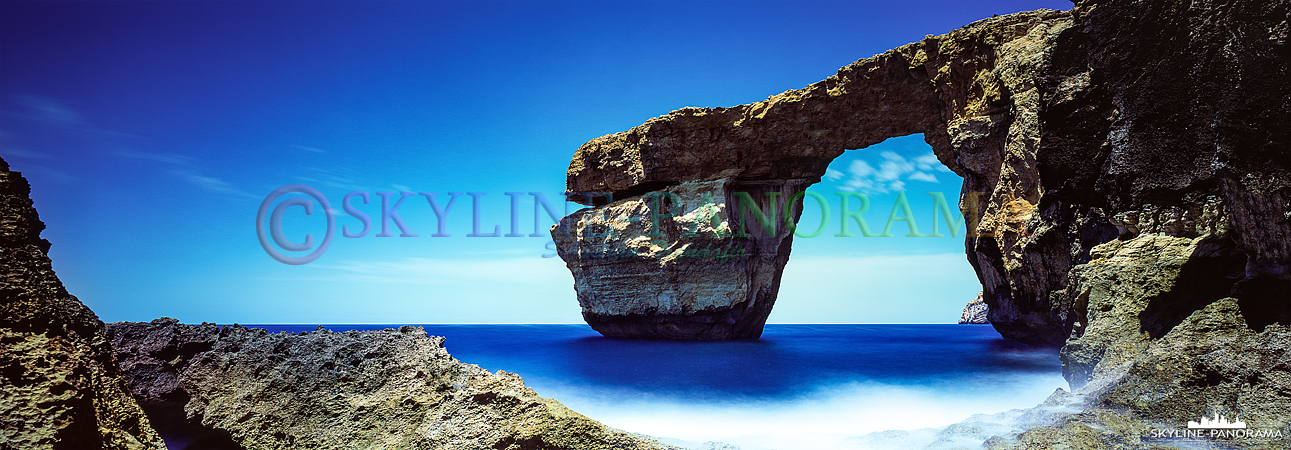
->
xmin=241 ymin=323 xmax=1068 ymax=450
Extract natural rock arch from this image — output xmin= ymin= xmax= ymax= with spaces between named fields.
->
xmin=554 ymin=9 xmax=1078 ymax=342
xmin=552 ymin=0 xmax=1291 ymax=431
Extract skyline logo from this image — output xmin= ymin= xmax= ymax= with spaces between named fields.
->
xmin=1187 ymin=412 xmax=1247 ymax=429
xmin=1148 ymin=410 xmax=1281 ymax=442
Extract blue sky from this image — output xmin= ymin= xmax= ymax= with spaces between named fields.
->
xmin=0 ymin=0 xmax=1069 ymax=324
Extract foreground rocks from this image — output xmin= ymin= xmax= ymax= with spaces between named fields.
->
xmin=849 ymin=386 xmax=1286 ymax=449
xmin=0 ymin=159 xmax=165 ymax=449
xmin=107 ymin=319 xmax=679 ymax=450
xmin=0 ymin=157 xmax=677 ymax=450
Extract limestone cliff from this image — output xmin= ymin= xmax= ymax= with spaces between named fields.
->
xmin=0 ymin=158 xmax=166 ymax=449
xmin=107 ymin=319 xmax=680 ymax=450
xmin=554 ymin=0 xmax=1290 ymax=438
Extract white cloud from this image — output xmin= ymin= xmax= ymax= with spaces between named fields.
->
xmin=3 ymin=95 xmax=138 ymax=138
xmin=293 ymin=145 xmax=328 ymax=153
xmin=115 ymin=150 xmax=257 ymax=200
xmin=14 ymin=95 xmax=84 ymax=125
xmin=824 ymin=168 xmax=844 ymax=181
xmin=849 ymin=160 xmax=876 ymax=178
xmin=116 ymin=150 xmax=196 ymax=166
xmin=0 ymin=148 xmax=46 ymax=160
xmin=914 ymin=152 xmax=951 ymax=172
xmin=293 ymin=256 xmax=571 ymax=286
xmin=835 ymin=151 xmax=950 ymax=194
xmin=172 ymin=170 xmax=260 ymax=199
xmin=10 ymin=164 xmax=77 ymax=184
xmin=908 ymin=171 xmax=938 ymax=183
xmin=299 ymin=166 xmax=371 ymax=192
xmin=876 ymin=151 xmax=913 ymax=181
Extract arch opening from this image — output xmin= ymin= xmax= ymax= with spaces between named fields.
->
xmin=770 ymin=134 xmax=980 ymax=324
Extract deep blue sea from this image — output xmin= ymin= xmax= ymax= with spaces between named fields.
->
xmin=251 ymin=324 xmax=1065 ymax=449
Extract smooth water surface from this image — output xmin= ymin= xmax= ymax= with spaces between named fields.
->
xmin=252 ymin=324 xmax=1066 ymax=449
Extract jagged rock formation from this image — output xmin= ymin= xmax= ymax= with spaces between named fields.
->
xmin=555 ymin=0 xmax=1289 ymax=436
xmin=107 ymin=319 xmax=679 ymax=450
xmin=0 ymin=158 xmax=165 ymax=449
xmin=958 ymin=292 xmax=989 ymax=324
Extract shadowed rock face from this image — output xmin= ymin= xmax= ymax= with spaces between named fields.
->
xmin=107 ymin=319 xmax=679 ymax=450
xmin=0 ymin=158 xmax=165 ymax=450
xmin=555 ymin=0 xmax=1290 ymax=433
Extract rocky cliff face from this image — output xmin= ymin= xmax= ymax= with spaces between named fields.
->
xmin=0 ymin=158 xmax=166 ymax=449
xmin=107 ymin=319 xmax=679 ymax=450
xmin=555 ymin=0 xmax=1289 ymax=433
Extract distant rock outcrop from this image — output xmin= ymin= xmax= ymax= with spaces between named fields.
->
xmin=554 ymin=0 xmax=1290 ymax=438
xmin=958 ymin=292 xmax=989 ymax=324
xmin=107 ymin=319 xmax=679 ymax=450
xmin=0 ymin=158 xmax=165 ymax=449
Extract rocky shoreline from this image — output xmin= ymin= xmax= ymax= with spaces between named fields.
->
xmin=106 ymin=319 xmax=678 ymax=450
xmin=0 ymin=159 xmax=680 ymax=450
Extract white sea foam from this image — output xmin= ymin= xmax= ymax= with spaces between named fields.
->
xmin=529 ymin=372 xmax=1068 ymax=450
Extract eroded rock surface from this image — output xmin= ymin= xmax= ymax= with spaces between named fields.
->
xmin=107 ymin=319 xmax=679 ymax=450
xmin=0 ymin=158 xmax=165 ymax=449
xmin=554 ymin=178 xmax=810 ymax=338
xmin=555 ymin=0 xmax=1290 ymax=437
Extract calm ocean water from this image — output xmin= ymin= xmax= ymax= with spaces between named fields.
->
xmin=252 ymin=324 xmax=1066 ymax=449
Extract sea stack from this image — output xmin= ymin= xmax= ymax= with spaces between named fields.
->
xmin=552 ymin=179 xmax=809 ymax=339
